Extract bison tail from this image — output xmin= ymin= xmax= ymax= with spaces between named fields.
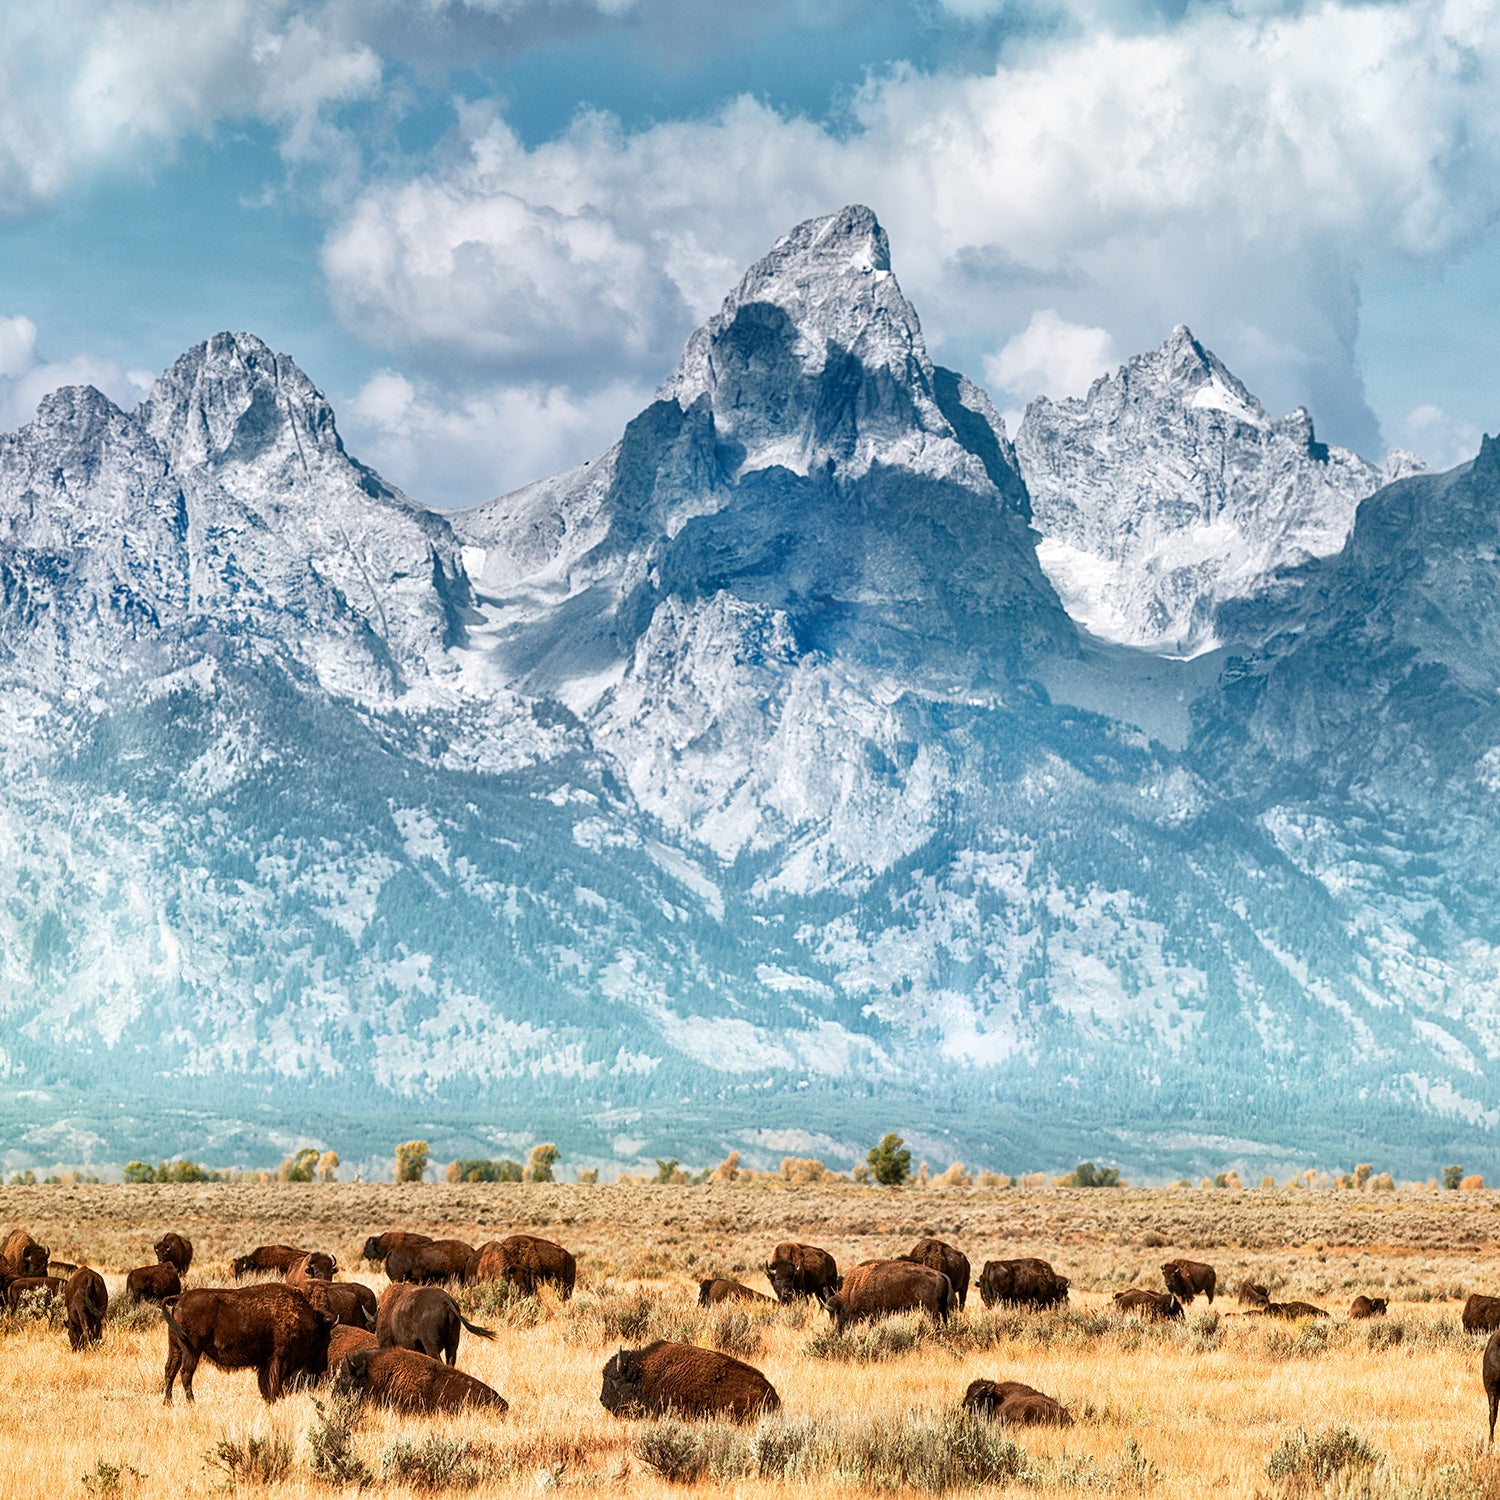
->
xmin=458 ymin=1314 xmax=496 ymax=1341
xmin=160 ymin=1304 xmax=191 ymax=1345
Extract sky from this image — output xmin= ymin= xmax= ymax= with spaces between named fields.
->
xmin=0 ymin=0 xmax=1497 ymax=507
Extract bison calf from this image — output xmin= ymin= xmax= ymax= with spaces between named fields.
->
xmin=600 ymin=1340 xmax=779 ymax=1422
xmin=466 ymin=1235 xmax=576 ymax=1298
xmin=766 ymin=1242 xmax=839 ymax=1303
xmin=1349 ymin=1295 xmax=1388 ymax=1319
xmin=154 ymin=1233 xmax=193 ymax=1275
xmin=163 ymin=1284 xmax=335 ymax=1404
xmin=64 ymin=1267 xmax=108 ymax=1350
xmin=376 ymin=1283 xmax=494 ymax=1365
xmin=339 ymin=1346 xmax=508 ymax=1415
xmin=977 ymin=1258 xmax=1070 ymax=1309
xmin=1161 ymin=1258 xmax=1217 ymax=1304
xmin=963 ymin=1378 xmax=1072 ymax=1427
xmin=1258 ymin=1299 xmax=1329 ymax=1320
xmin=698 ymin=1278 xmax=772 ymax=1307
xmin=819 ymin=1259 xmax=953 ymax=1330
xmin=127 ymin=1263 xmax=183 ymax=1303
xmin=1236 ymin=1280 xmax=1270 ymax=1307
xmin=901 ymin=1239 xmax=971 ymax=1310
xmin=1113 ymin=1288 xmax=1183 ymax=1321
xmin=1466 ymin=1295 xmax=1500 ymax=1334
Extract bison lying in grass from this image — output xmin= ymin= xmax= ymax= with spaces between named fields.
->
xmin=963 ymin=1378 xmax=1072 ymax=1427
xmin=231 ymin=1245 xmax=334 ymax=1279
xmin=466 ymin=1234 xmax=576 ymax=1299
xmin=1113 ymin=1288 xmax=1183 ymax=1321
xmin=339 ymin=1346 xmax=508 ymax=1415
xmin=376 ymin=1284 xmax=494 ymax=1365
xmin=1253 ymin=1299 xmax=1329 ymax=1320
xmin=901 ymin=1238 xmax=971 ymax=1310
xmin=64 ymin=1267 xmax=107 ymax=1350
xmin=977 ymin=1258 xmax=1069 ymax=1309
xmin=600 ymin=1340 xmax=779 ymax=1421
xmin=326 ymin=1324 xmax=377 ymax=1370
xmin=818 ymin=1259 xmax=953 ymax=1330
xmin=162 ymin=1284 xmax=335 ymax=1404
xmin=1349 ymin=1295 xmax=1388 ymax=1319
xmin=126 ymin=1263 xmax=182 ymax=1303
xmin=697 ymin=1278 xmax=772 ymax=1307
xmin=766 ymin=1242 xmax=839 ymax=1304
xmin=1161 ymin=1258 xmax=1217 ymax=1304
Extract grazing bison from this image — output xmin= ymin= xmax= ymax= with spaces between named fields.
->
xmin=977 ymin=1258 xmax=1070 ymax=1309
xmin=162 ymin=1284 xmax=335 ymax=1404
xmin=698 ymin=1278 xmax=773 ymax=1307
xmin=599 ymin=1341 xmax=779 ymax=1422
xmin=6 ymin=1275 xmax=64 ymax=1312
xmin=64 ymin=1267 xmax=107 ymax=1350
xmin=901 ymin=1239 xmax=971 ymax=1310
xmin=1237 ymin=1280 xmax=1270 ymax=1307
xmin=1349 ymin=1295 xmax=1388 ymax=1319
xmin=126 ymin=1263 xmax=183 ymax=1303
xmin=1466 ymin=1296 xmax=1500 ymax=1334
xmin=339 ymin=1346 xmax=508 ymax=1415
xmin=376 ymin=1283 xmax=494 ymax=1365
xmin=1256 ymin=1300 xmax=1330 ymax=1320
xmin=1 ymin=1229 xmax=49 ymax=1278
xmin=963 ymin=1378 xmax=1073 ymax=1427
xmin=465 ymin=1235 xmax=576 ymax=1298
xmin=327 ymin=1324 xmax=378 ymax=1370
xmin=384 ymin=1239 xmax=474 ymax=1286
xmin=1486 ymin=1330 xmax=1500 ymax=1444
xmin=300 ymin=1279 xmax=377 ymax=1332
xmin=231 ymin=1245 xmax=333 ymax=1279
xmin=1113 ymin=1289 xmax=1183 ymax=1321
xmin=818 ymin=1259 xmax=953 ymax=1331
xmin=1161 ymin=1259 xmax=1217 ymax=1304
xmin=154 ymin=1234 xmax=193 ymax=1275
xmin=766 ymin=1242 xmax=839 ymax=1304
xmin=361 ymin=1230 xmax=432 ymax=1265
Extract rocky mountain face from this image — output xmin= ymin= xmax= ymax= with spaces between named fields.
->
xmin=0 ymin=208 xmax=1497 ymax=1179
xmin=1015 ymin=326 xmax=1422 ymax=657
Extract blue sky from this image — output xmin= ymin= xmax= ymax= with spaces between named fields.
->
xmin=1 ymin=0 xmax=1496 ymax=505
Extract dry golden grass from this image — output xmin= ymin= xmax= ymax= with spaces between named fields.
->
xmin=1 ymin=1182 xmax=1499 ymax=1498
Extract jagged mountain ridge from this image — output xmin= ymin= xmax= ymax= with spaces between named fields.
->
xmin=0 ymin=206 xmax=1497 ymax=1177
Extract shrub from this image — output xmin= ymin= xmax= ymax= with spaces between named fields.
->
xmin=123 ymin=1159 xmax=221 ymax=1184
xmin=867 ymin=1134 xmax=912 ymax=1186
xmin=1443 ymin=1164 xmax=1465 ymax=1190
xmin=203 ymin=1433 xmax=294 ymax=1488
xmin=80 ymin=1461 xmax=144 ymax=1495
xmin=577 ymin=1168 xmax=599 ymax=1184
xmin=395 ymin=1140 xmax=429 ymax=1183
xmin=305 ymin=1389 xmax=370 ymax=1486
xmin=708 ymin=1308 xmax=764 ymax=1358
xmin=316 ymin=1150 xmax=339 ymax=1182
xmin=381 ymin=1436 xmax=484 ymax=1490
xmin=1265 ymin=1425 xmax=1380 ymax=1491
xmin=1462 ymin=1175 xmax=1486 ymax=1191
xmin=278 ymin=1147 xmax=319 ymax=1183
xmin=446 ymin=1158 xmax=521 ymax=1184
xmin=526 ymin=1144 xmax=559 ymax=1182
xmin=1063 ymin=1161 xmax=1122 ymax=1188
xmin=934 ymin=1162 xmax=972 ymax=1187
xmin=710 ymin=1152 xmax=741 ymax=1182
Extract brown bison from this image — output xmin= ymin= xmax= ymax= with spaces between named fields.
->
xmin=376 ymin=1283 xmax=494 ymax=1365
xmin=1113 ymin=1288 xmax=1183 ymax=1321
xmin=338 ymin=1346 xmax=508 ymax=1415
xmin=126 ymin=1263 xmax=183 ymax=1303
xmin=818 ymin=1259 xmax=953 ymax=1331
xmin=6 ymin=1275 xmax=64 ymax=1312
xmin=766 ymin=1242 xmax=839 ymax=1303
xmin=384 ymin=1238 xmax=474 ymax=1285
xmin=901 ymin=1239 xmax=971 ymax=1310
xmin=231 ymin=1245 xmax=334 ymax=1279
xmin=963 ymin=1378 xmax=1072 ymax=1427
xmin=465 ymin=1235 xmax=576 ymax=1298
xmin=698 ymin=1277 xmax=773 ymax=1307
xmin=1466 ymin=1295 xmax=1500 ymax=1334
xmin=162 ymin=1284 xmax=335 ymax=1404
xmin=154 ymin=1233 xmax=193 ymax=1275
xmin=1486 ymin=1330 xmax=1500 ymax=1444
xmin=1161 ymin=1258 xmax=1217 ymax=1304
xmin=977 ymin=1258 xmax=1070 ymax=1309
xmin=1349 ymin=1295 xmax=1388 ymax=1319
xmin=1 ymin=1229 xmax=49 ymax=1278
xmin=64 ymin=1267 xmax=107 ymax=1350
xmin=327 ymin=1324 xmax=378 ymax=1369
xmin=1236 ymin=1280 xmax=1270 ymax=1307
xmin=361 ymin=1230 xmax=433 ymax=1264
xmin=1256 ymin=1299 xmax=1330 ymax=1320
xmin=599 ymin=1341 xmax=779 ymax=1422
xmin=299 ymin=1279 xmax=377 ymax=1331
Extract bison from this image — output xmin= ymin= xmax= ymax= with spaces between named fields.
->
xmin=1113 ymin=1288 xmax=1183 ymax=1321
xmin=361 ymin=1230 xmax=432 ymax=1265
xmin=698 ymin=1278 xmax=773 ymax=1307
xmin=162 ymin=1284 xmax=335 ymax=1404
xmin=600 ymin=1341 xmax=779 ymax=1422
xmin=766 ymin=1242 xmax=839 ymax=1303
xmin=376 ymin=1283 xmax=494 ymax=1365
xmin=1236 ymin=1280 xmax=1270 ymax=1307
xmin=963 ymin=1378 xmax=1073 ymax=1427
xmin=1160 ymin=1258 xmax=1217 ymax=1304
xmin=154 ymin=1233 xmax=193 ymax=1275
xmin=1466 ymin=1295 xmax=1500 ymax=1334
xmin=231 ymin=1245 xmax=333 ymax=1279
xmin=977 ymin=1258 xmax=1070 ymax=1309
xmin=1486 ymin=1330 xmax=1500 ymax=1444
xmin=327 ymin=1324 xmax=378 ymax=1370
xmin=126 ymin=1263 xmax=183 ymax=1304
xmin=64 ymin=1267 xmax=107 ymax=1350
xmin=338 ymin=1346 xmax=508 ymax=1415
xmin=1349 ymin=1295 xmax=1388 ymax=1319
xmin=1 ymin=1229 xmax=49 ymax=1278
xmin=818 ymin=1259 xmax=953 ymax=1331
xmin=1255 ymin=1300 xmax=1329 ymax=1320
xmin=465 ymin=1235 xmax=575 ymax=1298
xmin=383 ymin=1238 xmax=474 ymax=1286
xmin=901 ymin=1239 xmax=971 ymax=1310
xmin=6 ymin=1275 xmax=64 ymax=1312
xmin=300 ymin=1279 xmax=377 ymax=1332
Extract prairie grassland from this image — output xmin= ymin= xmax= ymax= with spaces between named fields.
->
xmin=1 ymin=1183 xmax=1499 ymax=1498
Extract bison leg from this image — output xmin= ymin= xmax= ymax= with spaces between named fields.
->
xmin=260 ymin=1356 xmax=284 ymax=1403
xmin=444 ymin=1327 xmax=458 ymax=1366
xmin=1490 ymin=1385 xmax=1499 ymax=1447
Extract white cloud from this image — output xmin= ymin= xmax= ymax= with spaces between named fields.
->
xmin=0 ymin=314 xmax=154 ymax=433
xmin=984 ymin=309 xmax=1116 ymax=406
xmin=1401 ymin=403 xmax=1485 ymax=472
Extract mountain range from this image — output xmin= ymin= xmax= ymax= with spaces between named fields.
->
xmin=0 ymin=203 xmax=1496 ymax=1182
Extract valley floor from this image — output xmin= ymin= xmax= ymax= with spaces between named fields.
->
xmin=1 ymin=1183 xmax=1497 ymax=1498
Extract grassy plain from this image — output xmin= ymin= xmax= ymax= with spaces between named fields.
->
xmin=1 ymin=1182 xmax=1499 ymax=1498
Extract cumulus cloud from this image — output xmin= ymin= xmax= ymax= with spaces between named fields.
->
xmin=984 ymin=310 xmax=1117 ymax=406
xmin=0 ymin=314 xmax=154 ymax=433
xmin=314 ymin=0 xmax=1500 ymax=470
xmin=1401 ymin=403 xmax=1485 ymax=472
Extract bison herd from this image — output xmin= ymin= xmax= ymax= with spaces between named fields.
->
xmin=7 ymin=1219 xmax=1500 ymax=1441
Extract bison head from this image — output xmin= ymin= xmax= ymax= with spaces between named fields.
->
xmin=1163 ymin=1294 xmax=1183 ymax=1320
xmin=361 ymin=1236 xmax=385 ymax=1262
xmin=599 ymin=1348 xmax=644 ymax=1416
xmin=766 ymin=1264 xmax=798 ymax=1302
xmin=230 ymin=1255 xmax=254 ymax=1277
